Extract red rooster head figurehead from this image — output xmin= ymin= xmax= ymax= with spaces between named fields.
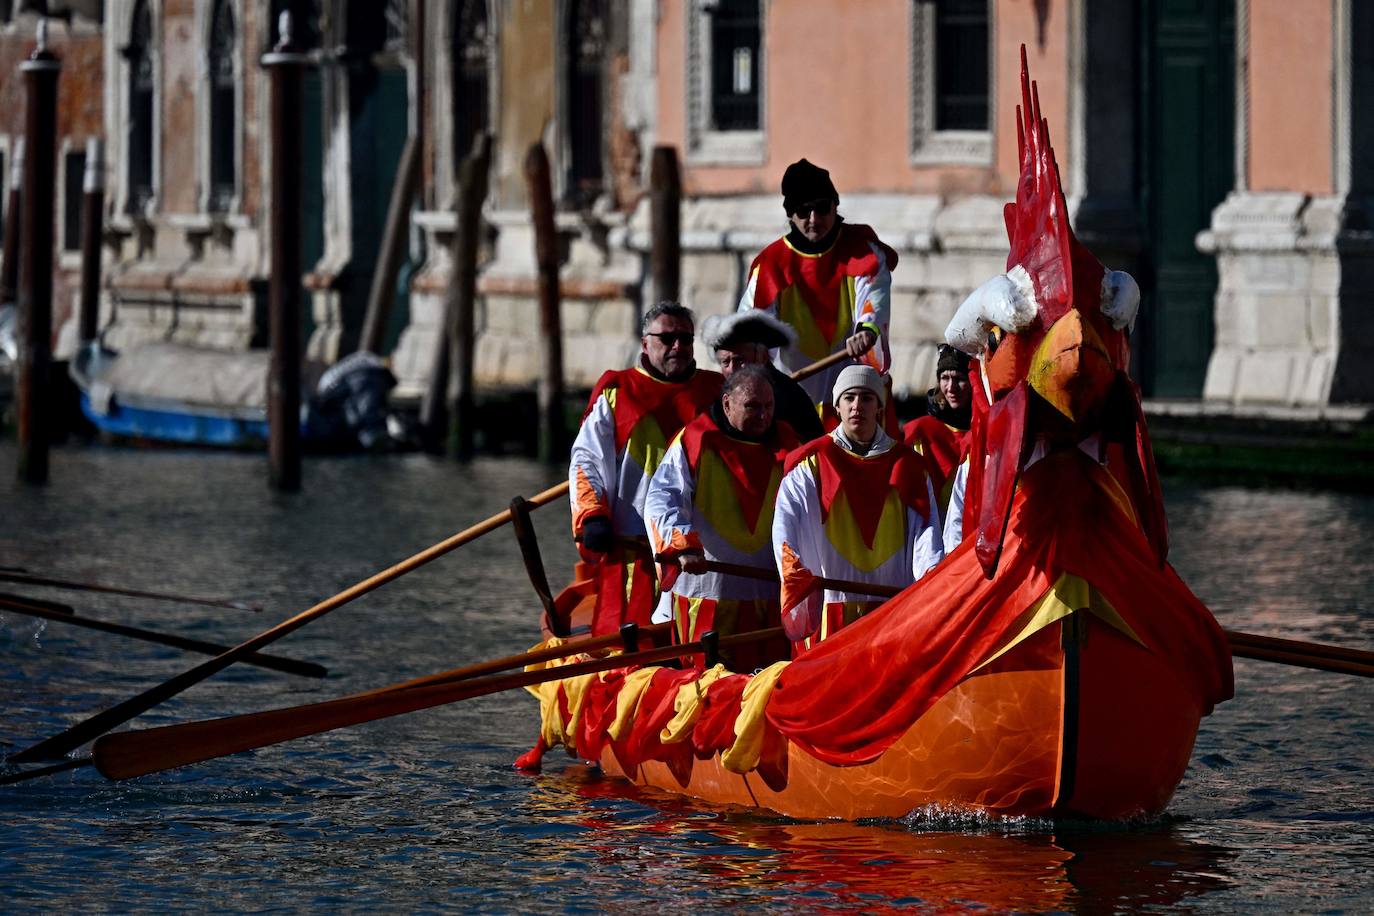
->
xmin=944 ymin=46 xmax=1165 ymax=578
xmin=945 ymin=46 xmax=1140 ymax=437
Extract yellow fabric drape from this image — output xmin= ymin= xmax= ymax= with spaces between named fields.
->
xmin=606 ymin=667 xmax=661 ymax=741
xmin=974 ymin=572 xmax=1147 ymax=671
xmin=721 ymin=661 xmax=790 ymax=773
xmin=660 ymin=664 xmax=729 ymax=744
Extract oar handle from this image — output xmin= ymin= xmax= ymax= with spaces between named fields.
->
xmin=689 ymin=558 xmax=903 ymax=601
xmin=92 ymin=625 xmax=784 ymax=781
xmin=788 ymin=349 xmax=851 ymax=383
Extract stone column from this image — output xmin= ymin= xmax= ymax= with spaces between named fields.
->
xmin=1200 ymin=0 xmax=1374 ymax=408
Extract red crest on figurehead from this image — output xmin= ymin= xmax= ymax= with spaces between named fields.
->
xmin=1004 ymin=45 xmax=1105 ymax=325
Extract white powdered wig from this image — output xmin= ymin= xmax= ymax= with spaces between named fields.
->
xmin=943 ymin=265 xmax=1039 ymax=357
xmin=1100 ymin=270 xmax=1141 ymax=332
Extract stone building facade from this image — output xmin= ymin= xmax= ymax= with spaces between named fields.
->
xmin=0 ymin=1 xmax=1368 ymax=411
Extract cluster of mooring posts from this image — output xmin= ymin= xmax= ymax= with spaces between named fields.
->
xmin=9 ymin=11 xmax=687 ymax=492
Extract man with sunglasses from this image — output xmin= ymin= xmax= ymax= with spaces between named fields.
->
xmin=738 ymin=158 xmax=899 ymax=407
xmin=569 ymin=302 xmax=724 ymax=636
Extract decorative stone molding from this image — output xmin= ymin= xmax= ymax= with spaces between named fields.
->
xmin=1200 ymin=191 xmax=1374 ymax=406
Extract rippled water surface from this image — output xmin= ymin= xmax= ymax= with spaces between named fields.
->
xmin=2 ymin=444 xmax=1372 ymax=912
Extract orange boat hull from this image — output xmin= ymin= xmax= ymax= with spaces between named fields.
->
xmin=594 ymin=613 xmax=1202 ymax=821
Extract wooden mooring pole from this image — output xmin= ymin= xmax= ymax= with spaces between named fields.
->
xmin=77 ymin=138 xmax=104 ymax=347
xmin=0 ymin=139 xmax=22 ymax=308
xmin=649 ymin=145 xmax=681 ymax=305
xmin=428 ymin=132 xmax=489 ymax=459
xmin=263 ymin=14 xmax=309 ymax=492
xmin=16 ymin=24 xmax=60 ymax=486
xmin=524 ymin=143 xmax=566 ymax=462
xmin=357 ymin=133 xmax=419 ymax=356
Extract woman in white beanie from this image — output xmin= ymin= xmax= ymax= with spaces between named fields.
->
xmin=770 ymin=366 xmax=944 ymax=651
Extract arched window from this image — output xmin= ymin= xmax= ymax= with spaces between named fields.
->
xmin=451 ymin=0 xmax=491 ymax=168
xmin=208 ymin=0 xmax=237 ymax=212
xmin=566 ymin=0 xmax=606 ymax=205
xmin=125 ymin=0 xmax=155 ymax=214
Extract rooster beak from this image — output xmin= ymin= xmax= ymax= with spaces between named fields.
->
xmin=1028 ymin=309 xmax=1116 ymax=426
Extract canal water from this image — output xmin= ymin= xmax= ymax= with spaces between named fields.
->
xmin=2 ymin=443 xmax=1371 ymax=912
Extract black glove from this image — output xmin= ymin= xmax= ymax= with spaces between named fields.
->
xmin=580 ymin=516 xmax=614 ymax=554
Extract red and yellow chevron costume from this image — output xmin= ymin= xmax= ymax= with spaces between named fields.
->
xmin=644 ymin=411 xmax=798 ymax=670
xmin=569 ymin=364 xmax=722 ymax=635
xmin=772 ymin=430 xmax=943 ymax=651
xmin=738 ymin=223 xmax=897 ymax=404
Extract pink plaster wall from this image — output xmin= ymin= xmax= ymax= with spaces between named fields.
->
xmin=1248 ymin=0 xmax=1332 ymax=194
xmin=657 ymin=0 xmax=1072 ymax=199
xmin=993 ymin=3 xmax=1069 ymax=195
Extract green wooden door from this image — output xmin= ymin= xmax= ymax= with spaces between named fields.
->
xmin=346 ymin=65 xmax=410 ymax=354
xmin=1138 ymin=0 xmax=1234 ymax=397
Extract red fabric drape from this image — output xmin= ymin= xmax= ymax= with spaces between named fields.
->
xmin=765 ymin=448 xmax=1234 ymax=767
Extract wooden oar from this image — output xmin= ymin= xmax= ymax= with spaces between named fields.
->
xmin=695 ymin=560 xmax=1374 ymax=677
xmin=0 ymin=624 xmax=671 ymax=787
xmin=354 ymin=622 xmax=674 ymax=700
xmin=0 ymin=595 xmax=326 ymax=679
xmin=509 ymin=495 xmax=565 ymax=636
xmin=91 ymin=626 xmax=783 ymax=781
xmin=0 ymin=570 xmax=261 ymax=612
xmin=1228 ymin=643 xmax=1374 ymax=678
xmin=7 ymin=480 xmax=571 ymax=764
xmin=1224 ymin=629 xmax=1374 ymax=667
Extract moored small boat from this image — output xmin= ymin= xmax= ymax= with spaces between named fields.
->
xmin=69 ymin=341 xmax=401 ymax=450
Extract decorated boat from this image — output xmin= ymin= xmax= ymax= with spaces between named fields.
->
xmin=519 ymin=50 xmax=1235 ymax=822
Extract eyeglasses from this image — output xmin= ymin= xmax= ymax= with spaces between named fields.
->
xmin=645 ymin=331 xmax=694 ymax=347
xmin=789 ymin=200 xmax=834 ymax=219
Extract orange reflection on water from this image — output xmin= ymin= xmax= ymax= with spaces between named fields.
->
xmin=525 ymin=766 xmax=1233 ymax=912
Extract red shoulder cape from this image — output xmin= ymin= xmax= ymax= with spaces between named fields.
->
xmin=746 ymin=223 xmax=899 ymax=347
xmin=903 ymin=415 xmax=969 ymax=483
xmin=784 ymin=435 xmax=932 ymax=550
xmin=680 ymin=413 xmax=800 ymax=533
xmin=584 ymin=366 xmax=724 ymax=452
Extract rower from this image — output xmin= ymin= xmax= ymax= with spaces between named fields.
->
xmin=736 ymin=158 xmax=899 ymax=409
xmin=700 ymin=310 xmax=825 ymax=442
xmin=903 ymin=343 xmax=973 ymax=501
xmin=644 ymin=364 xmax=796 ymax=671
xmin=569 ymin=302 xmax=723 ymax=636
xmin=772 ymin=365 xmax=943 ymax=651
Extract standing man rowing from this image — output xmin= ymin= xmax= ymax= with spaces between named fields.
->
xmin=737 ymin=158 xmax=899 ymax=408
